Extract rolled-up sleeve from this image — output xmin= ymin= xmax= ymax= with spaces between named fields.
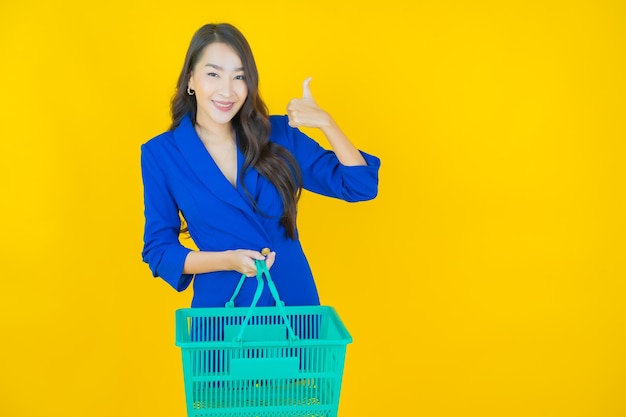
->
xmin=274 ymin=116 xmax=380 ymax=201
xmin=140 ymin=144 xmax=193 ymax=291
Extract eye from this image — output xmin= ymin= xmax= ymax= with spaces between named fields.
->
xmin=207 ymin=72 xmax=219 ymax=77
xmin=234 ymin=74 xmax=245 ymax=80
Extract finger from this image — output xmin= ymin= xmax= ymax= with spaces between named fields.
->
xmin=244 ymin=260 xmax=257 ymax=277
xmin=245 ymin=250 xmax=265 ymax=260
xmin=302 ymin=77 xmax=313 ymax=100
xmin=265 ymin=251 xmax=276 ymax=269
xmin=287 ymin=115 xmax=298 ymax=128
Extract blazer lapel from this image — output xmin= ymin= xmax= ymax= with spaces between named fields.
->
xmin=237 ymin=148 xmax=261 ymax=204
xmin=174 ymin=115 xmax=252 ymax=214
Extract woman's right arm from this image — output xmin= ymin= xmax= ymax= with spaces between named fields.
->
xmin=141 ymin=144 xmax=194 ymax=291
xmin=184 ymin=250 xmax=276 ymax=277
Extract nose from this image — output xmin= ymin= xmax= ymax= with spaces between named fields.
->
xmin=218 ymin=78 xmax=234 ymax=98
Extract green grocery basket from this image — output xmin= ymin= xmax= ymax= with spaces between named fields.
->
xmin=175 ymin=259 xmax=353 ymax=417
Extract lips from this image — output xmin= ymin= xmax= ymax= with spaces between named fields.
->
xmin=213 ymin=101 xmax=235 ymax=112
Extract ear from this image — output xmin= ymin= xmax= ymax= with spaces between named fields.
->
xmin=187 ymin=72 xmax=195 ymax=91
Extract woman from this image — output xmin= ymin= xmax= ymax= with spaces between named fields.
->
xmin=141 ymin=23 xmax=380 ymax=308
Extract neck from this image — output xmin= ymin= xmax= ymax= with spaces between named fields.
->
xmin=194 ymin=122 xmax=235 ymax=145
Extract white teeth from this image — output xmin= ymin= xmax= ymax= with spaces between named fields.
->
xmin=214 ymin=102 xmax=232 ymax=108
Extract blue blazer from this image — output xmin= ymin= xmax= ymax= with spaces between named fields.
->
xmin=141 ymin=114 xmax=380 ymax=308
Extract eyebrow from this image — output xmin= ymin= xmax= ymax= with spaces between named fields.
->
xmin=205 ymin=63 xmax=245 ymax=72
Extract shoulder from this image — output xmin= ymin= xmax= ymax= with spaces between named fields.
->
xmin=143 ymin=130 xmax=174 ymax=146
xmin=142 ymin=114 xmax=193 ymax=153
xmin=269 ymin=115 xmax=290 ymax=136
xmin=142 ymin=129 xmax=177 ymax=156
xmin=269 ymin=114 xmax=289 ymax=125
xmin=268 ymin=115 xmax=293 ymax=146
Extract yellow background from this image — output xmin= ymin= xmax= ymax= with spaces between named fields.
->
xmin=1 ymin=1 xmax=625 ymax=416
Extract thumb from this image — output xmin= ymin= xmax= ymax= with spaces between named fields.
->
xmin=302 ymin=77 xmax=313 ymax=100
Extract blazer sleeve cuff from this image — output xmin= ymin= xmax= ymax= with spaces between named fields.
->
xmin=335 ymin=151 xmax=381 ymax=201
xmin=151 ymin=245 xmax=194 ymax=292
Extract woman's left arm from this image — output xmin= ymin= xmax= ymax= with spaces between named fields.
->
xmin=286 ymin=77 xmax=367 ymax=167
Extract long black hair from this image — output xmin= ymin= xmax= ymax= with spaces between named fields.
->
xmin=171 ymin=23 xmax=302 ymax=239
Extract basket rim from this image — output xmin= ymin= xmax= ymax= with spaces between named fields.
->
xmin=175 ymin=304 xmax=353 ymax=348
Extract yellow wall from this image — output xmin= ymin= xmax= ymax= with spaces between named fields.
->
xmin=1 ymin=1 xmax=625 ymax=416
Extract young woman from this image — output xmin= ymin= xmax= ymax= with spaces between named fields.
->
xmin=141 ymin=23 xmax=380 ymax=308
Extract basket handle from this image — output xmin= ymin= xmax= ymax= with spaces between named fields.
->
xmin=225 ymin=266 xmax=264 ymax=309
xmin=228 ymin=259 xmax=298 ymax=343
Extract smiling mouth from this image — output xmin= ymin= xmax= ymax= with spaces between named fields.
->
xmin=213 ymin=101 xmax=234 ymax=111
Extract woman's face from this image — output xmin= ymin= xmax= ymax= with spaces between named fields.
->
xmin=188 ymin=42 xmax=248 ymax=130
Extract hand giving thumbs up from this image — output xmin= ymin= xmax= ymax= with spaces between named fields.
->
xmin=287 ymin=77 xmax=332 ymax=129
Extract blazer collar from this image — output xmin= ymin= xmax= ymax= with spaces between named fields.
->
xmin=173 ymin=114 xmax=256 ymax=214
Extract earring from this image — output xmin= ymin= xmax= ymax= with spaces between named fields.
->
xmin=187 ymin=87 xmax=195 ymax=96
